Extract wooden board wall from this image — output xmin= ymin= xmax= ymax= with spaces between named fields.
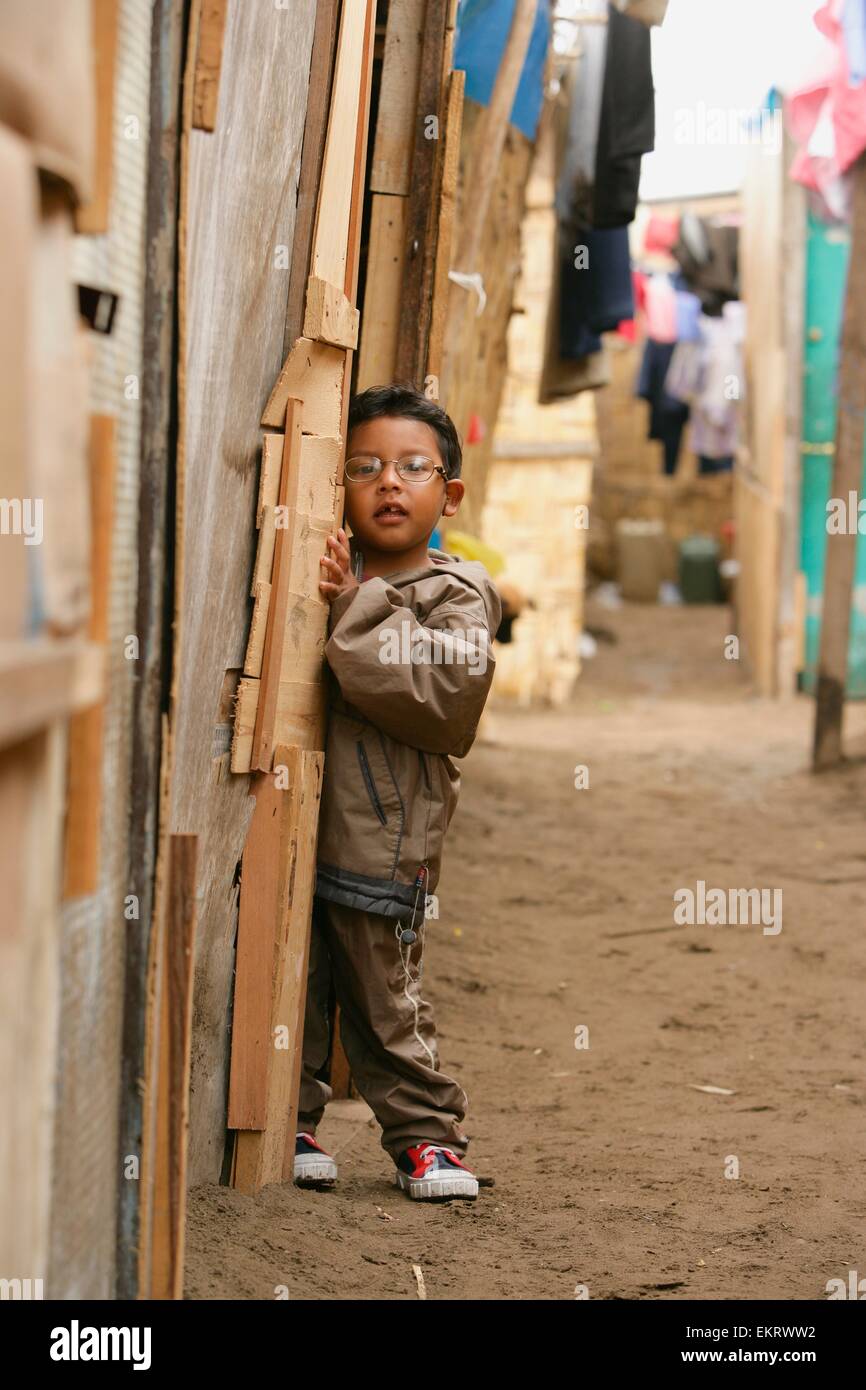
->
xmin=440 ymin=98 xmax=535 ymax=536
xmin=169 ymin=0 xmax=318 ymax=1187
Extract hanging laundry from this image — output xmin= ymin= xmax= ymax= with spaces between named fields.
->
xmin=611 ymin=0 xmax=669 ymax=24
xmin=643 ymin=211 xmax=680 ymax=255
xmin=843 ymin=0 xmax=866 ymax=84
xmin=672 ymin=216 xmax=739 ymax=316
xmin=787 ymin=0 xmax=866 ymax=217
xmin=554 ymin=0 xmax=608 ymax=239
xmin=559 ymin=223 xmax=635 ymax=359
xmin=541 ymin=44 xmax=634 ymax=402
xmin=539 ymin=225 xmax=612 ymax=402
xmin=665 ymin=302 xmax=746 ymax=466
xmin=643 ymin=274 xmax=678 ymax=343
xmin=632 ymin=268 xmax=649 ymax=314
xmin=453 ymin=0 xmax=551 ymax=142
xmin=592 ymin=2 xmax=656 ymax=228
xmin=636 ymin=339 xmax=690 ymax=476
xmin=675 ymin=289 xmax=702 ymax=343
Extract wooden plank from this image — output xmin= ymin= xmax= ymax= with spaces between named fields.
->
xmin=357 ymin=193 xmax=407 ymax=389
xmin=230 ymin=676 xmax=259 ymax=774
xmin=370 ymin=0 xmax=425 ymax=196
xmin=75 ymin=0 xmax=119 ymax=234
xmin=0 ymin=127 xmax=33 ymax=643
xmin=192 ymin=0 xmax=228 ymax=131
xmin=229 ymin=672 xmax=258 ymax=772
xmin=253 ymin=398 xmax=304 ymax=769
xmin=243 ymin=581 xmax=270 ymax=679
xmin=233 ymin=747 xmax=323 ymax=1190
xmin=251 ymin=505 xmax=276 ymax=595
xmin=120 ymin=0 xmax=184 ymax=1296
xmin=395 ymin=0 xmax=449 ymax=387
xmin=257 ymin=433 xmax=283 ymax=525
xmin=303 ymin=275 xmax=360 ymax=349
xmin=310 ymin=1 xmax=369 ymax=288
xmin=343 ymin=0 xmax=377 ymax=308
xmin=33 ymin=190 xmax=92 ymax=634
xmin=283 ymin=0 xmax=341 ymax=355
xmin=0 ymin=641 xmax=105 ymax=748
xmin=62 ymin=414 xmax=115 ymax=900
xmin=252 ymin=426 xmax=341 ymax=769
xmin=149 ymin=834 xmax=198 ymax=1300
xmin=814 ymin=155 xmax=866 ymax=768
xmin=261 ymin=336 xmax=344 ymax=432
xmin=228 ymin=767 xmax=293 ymax=1130
xmin=427 ymin=68 xmax=464 ymax=386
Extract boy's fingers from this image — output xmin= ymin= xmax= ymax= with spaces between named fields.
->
xmin=320 ymin=555 xmax=344 ymax=578
xmin=327 ymin=533 xmax=350 ymax=569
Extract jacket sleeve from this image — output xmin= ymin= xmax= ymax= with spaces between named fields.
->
xmin=324 ymin=577 xmax=501 ymax=757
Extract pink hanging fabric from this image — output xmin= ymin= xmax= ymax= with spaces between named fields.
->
xmin=786 ymin=0 xmax=866 ymax=205
xmin=644 ymin=275 xmax=677 ymax=344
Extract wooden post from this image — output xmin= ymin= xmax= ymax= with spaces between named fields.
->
xmin=813 ymin=155 xmax=866 ymax=770
xmin=148 ymin=834 xmax=199 ymax=1300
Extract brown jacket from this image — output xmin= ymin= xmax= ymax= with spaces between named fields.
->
xmin=314 ymin=547 xmax=502 ymax=922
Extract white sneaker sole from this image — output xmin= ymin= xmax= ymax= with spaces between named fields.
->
xmin=294 ymin=1154 xmax=338 ymax=1185
xmin=396 ymin=1170 xmax=478 ymax=1201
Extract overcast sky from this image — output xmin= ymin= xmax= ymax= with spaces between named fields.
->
xmin=639 ymin=0 xmax=830 ymax=200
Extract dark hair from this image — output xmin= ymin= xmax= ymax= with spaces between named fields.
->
xmin=347 ymin=384 xmax=462 ymax=480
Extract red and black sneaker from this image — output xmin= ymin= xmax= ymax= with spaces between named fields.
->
xmin=293 ymin=1132 xmax=338 ymax=1187
xmin=395 ymin=1143 xmax=478 ymax=1201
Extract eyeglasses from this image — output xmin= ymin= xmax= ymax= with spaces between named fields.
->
xmin=344 ymin=453 xmax=449 ymax=484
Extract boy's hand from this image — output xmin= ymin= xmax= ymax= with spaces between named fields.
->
xmin=319 ymin=528 xmax=360 ymax=604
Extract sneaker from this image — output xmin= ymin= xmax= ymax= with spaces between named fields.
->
xmin=294 ymin=1132 xmax=338 ymax=1187
xmin=395 ymin=1143 xmax=478 ymax=1201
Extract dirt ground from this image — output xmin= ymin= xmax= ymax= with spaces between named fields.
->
xmin=185 ymin=600 xmax=866 ymax=1300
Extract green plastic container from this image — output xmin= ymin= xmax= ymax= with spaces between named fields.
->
xmin=679 ymin=536 xmax=722 ymax=604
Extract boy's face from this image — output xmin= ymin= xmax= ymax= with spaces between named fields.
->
xmin=344 ymin=415 xmax=463 ymax=554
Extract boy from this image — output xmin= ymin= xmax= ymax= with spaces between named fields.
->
xmin=293 ymin=385 xmax=502 ymax=1201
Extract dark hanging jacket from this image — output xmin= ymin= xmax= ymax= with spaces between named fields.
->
xmin=591 ymin=1 xmax=656 ymax=228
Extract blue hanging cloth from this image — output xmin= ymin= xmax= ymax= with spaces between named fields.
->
xmin=453 ymin=0 xmax=551 ymax=142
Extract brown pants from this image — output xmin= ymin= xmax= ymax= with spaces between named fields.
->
xmin=297 ymin=895 xmax=470 ymax=1164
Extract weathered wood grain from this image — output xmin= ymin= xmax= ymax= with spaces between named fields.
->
xmin=171 ymin=0 xmax=318 ymax=1186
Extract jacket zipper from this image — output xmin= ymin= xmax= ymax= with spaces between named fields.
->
xmin=356 ymin=740 xmax=387 ymax=825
